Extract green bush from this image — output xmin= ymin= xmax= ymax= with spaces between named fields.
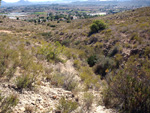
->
xmin=38 ymin=42 xmax=64 ymax=63
xmin=61 ymin=39 xmax=70 ymax=46
xmin=73 ymin=59 xmax=81 ymax=69
xmin=90 ymin=20 xmax=107 ymax=34
xmin=41 ymin=32 xmax=52 ymax=40
xmin=108 ymin=47 xmax=118 ymax=57
xmin=103 ymin=59 xmax=150 ymax=113
xmin=50 ymin=25 xmax=56 ymax=27
xmin=80 ymin=66 xmax=100 ymax=90
xmin=0 ymin=94 xmax=18 ymax=113
xmin=57 ymin=97 xmax=78 ymax=113
xmin=144 ymin=46 xmax=150 ymax=57
xmin=87 ymin=55 xmax=98 ymax=67
xmin=67 ymin=20 xmax=71 ymax=23
xmin=90 ymin=23 xmax=99 ymax=33
xmin=94 ymin=57 xmax=116 ymax=77
xmin=114 ymin=54 xmax=123 ymax=68
xmin=0 ymin=45 xmax=19 ymax=78
xmin=16 ymin=74 xmax=34 ymax=90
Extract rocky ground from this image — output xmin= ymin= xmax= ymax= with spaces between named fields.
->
xmin=0 ymin=58 xmax=114 ymax=113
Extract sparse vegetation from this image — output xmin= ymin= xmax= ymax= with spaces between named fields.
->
xmin=0 ymin=4 xmax=150 ymax=113
xmin=83 ymin=92 xmax=94 ymax=111
xmin=0 ymin=43 xmax=19 ymax=79
xmin=41 ymin=32 xmax=52 ymax=40
xmin=51 ymin=72 xmax=77 ymax=91
xmin=16 ymin=74 xmax=34 ymax=91
xmin=57 ymin=97 xmax=78 ymax=113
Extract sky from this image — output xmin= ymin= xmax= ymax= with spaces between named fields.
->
xmin=3 ymin=0 xmax=86 ymax=3
xmin=3 ymin=0 xmax=60 ymax=2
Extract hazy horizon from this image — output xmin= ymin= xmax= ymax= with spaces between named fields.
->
xmin=3 ymin=0 xmax=136 ymax=3
xmin=2 ymin=0 xmax=150 ymax=4
xmin=3 ymin=0 xmax=88 ymax=3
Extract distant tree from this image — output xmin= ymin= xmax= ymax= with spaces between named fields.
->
xmin=87 ymin=55 xmax=98 ymax=67
xmin=90 ymin=23 xmax=99 ymax=33
xmin=16 ymin=17 xmax=19 ymax=20
xmin=34 ymin=20 xmax=37 ymax=24
xmin=43 ymin=19 xmax=46 ymax=22
xmin=67 ymin=19 xmax=71 ymax=23
xmin=55 ymin=15 xmax=60 ymax=20
xmin=0 ymin=0 xmax=1 ymax=6
xmin=38 ymin=19 xmax=40 ymax=23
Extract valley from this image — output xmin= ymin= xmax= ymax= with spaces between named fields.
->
xmin=0 ymin=1 xmax=150 ymax=113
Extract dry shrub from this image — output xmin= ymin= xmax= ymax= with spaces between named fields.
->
xmin=57 ymin=97 xmax=78 ymax=113
xmin=103 ymin=58 xmax=150 ymax=113
xmin=83 ymin=92 xmax=94 ymax=111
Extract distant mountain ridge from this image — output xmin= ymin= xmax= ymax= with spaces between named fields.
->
xmin=17 ymin=0 xmax=30 ymax=3
xmin=16 ymin=0 xmax=31 ymax=5
xmin=1 ymin=0 xmax=150 ymax=7
xmin=1 ymin=0 xmax=32 ymax=6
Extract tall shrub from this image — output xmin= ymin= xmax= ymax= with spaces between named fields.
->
xmin=90 ymin=20 xmax=107 ymax=34
xmin=103 ymin=58 xmax=150 ymax=113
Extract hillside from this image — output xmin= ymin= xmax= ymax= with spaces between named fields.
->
xmin=0 ymin=7 xmax=150 ymax=113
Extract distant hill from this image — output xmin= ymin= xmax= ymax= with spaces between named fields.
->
xmin=1 ymin=0 xmax=150 ymax=7
xmin=1 ymin=0 xmax=32 ymax=6
xmin=17 ymin=0 xmax=31 ymax=4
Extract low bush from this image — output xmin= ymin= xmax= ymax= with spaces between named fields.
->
xmin=87 ymin=55 xmax=98 ymax=67
xmin=41 ymin=32 xmax=52 ymax=40
xmin=80 ymin=66 xmax=100 ymax=90
xmin=83 ymin=92 xmax=94 ymax=111
xmin=50 ymin=25 xmax=56 ymax=27
xmin=16 ymin=74 xmax=34 ymax=90
xmin=0 ymin=44 xmax=19 ymax=78
xmin=114 ymin=54 xmax=123 ymax=68
xmin=67 ymin=20 xmax=71 ymax=23
xmin=144 ymin=46 xmax=150 ymax=57
xmin=94 ymin=57 xmax=116 ymax=77
xmin=38 ymin=42 xmax=64 ymax=63
xmin=61 ymin=39 xmax=71 ymax=46
xmin=0 ymin=94 xmax=18 ymax=113
xmin=109 ymin=46 xmax=118 ymax=57
xmin=73 ymin=59 xmax=81 ymax=69
xmin=63 ymin=73 xmax=77 ymax=91
xmin=57 ymin=97 xmax=78 ymax=113
xmin=51 ymin=72 xmax=77 ymax=91
xmin=25 ymin=105 xmax=34 ymax=113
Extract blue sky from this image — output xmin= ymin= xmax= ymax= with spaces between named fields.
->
xmin=3 ymin=0 xmax=87 ymax=2
xmin=3 ymin=0 xmax=56 ymax=2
